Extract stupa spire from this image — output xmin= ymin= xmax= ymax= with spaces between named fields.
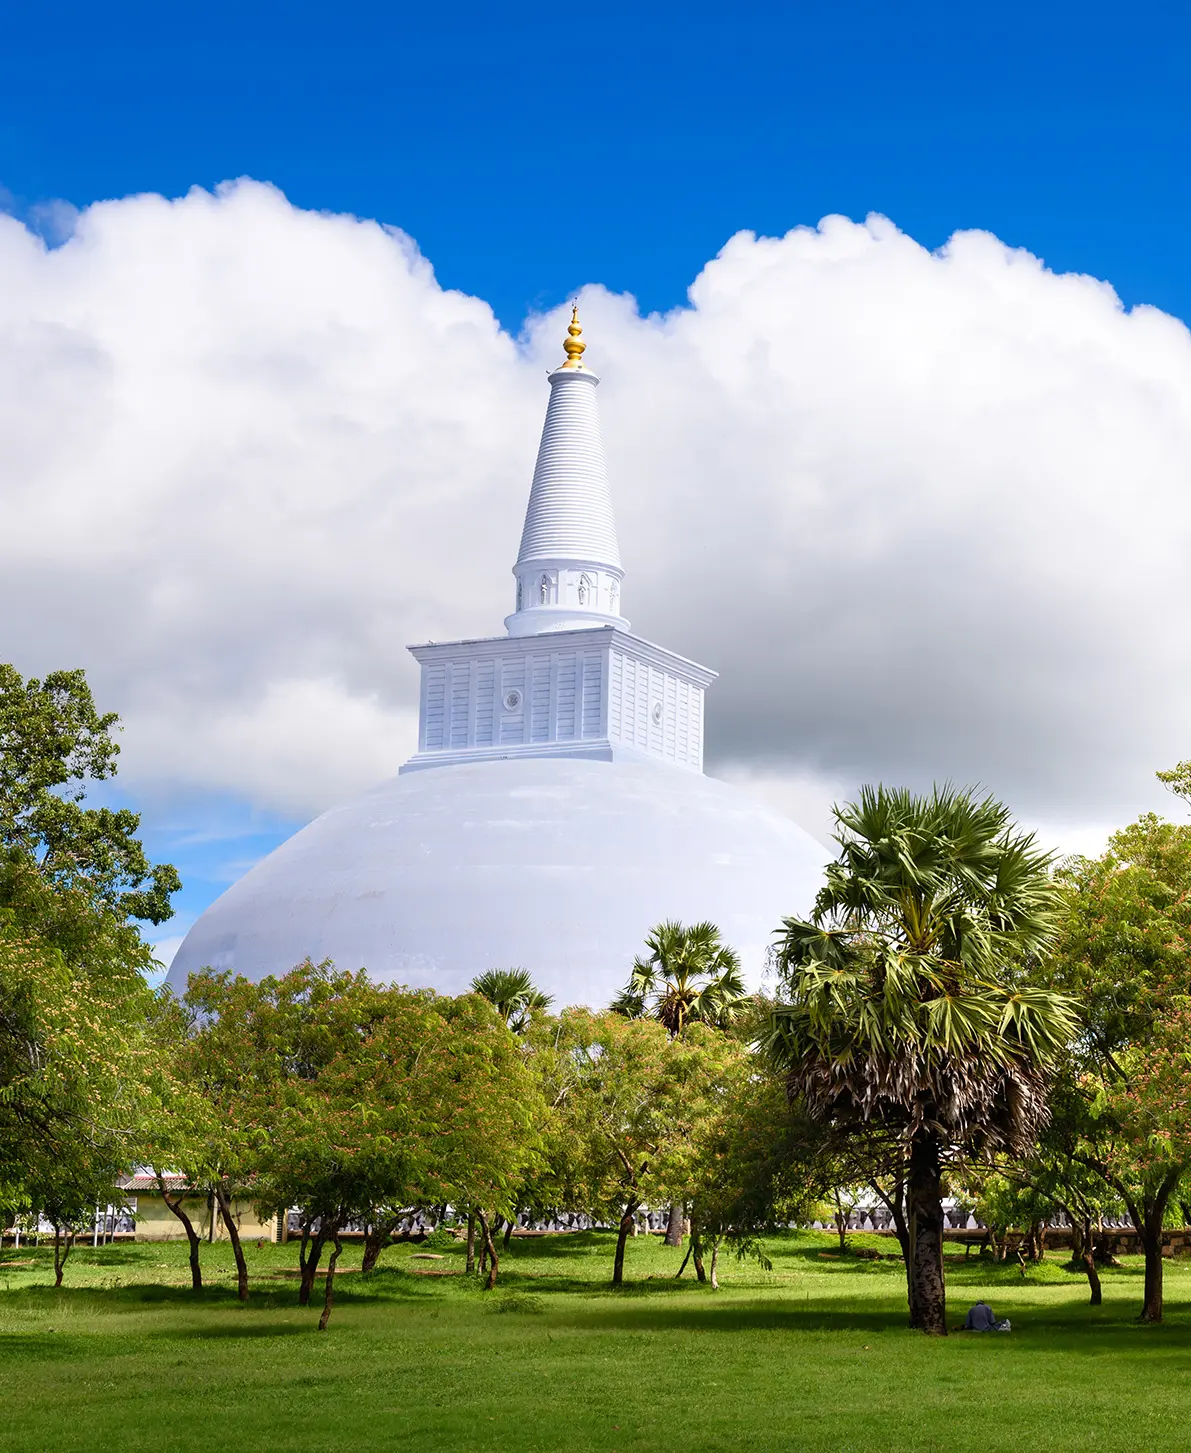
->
xmin=505 ymin=306 xmax=628 ymax=637
xmin=560 ymin=304 xmax=587 ymax=369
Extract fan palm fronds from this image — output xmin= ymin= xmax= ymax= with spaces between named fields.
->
xmin=470 ymin=968 xmax=553 ymax=1034
xmin=614 ymin=920 xmax=748 ymax=1036
xmin=764 ymin=784 xmax=1079 ymax=1335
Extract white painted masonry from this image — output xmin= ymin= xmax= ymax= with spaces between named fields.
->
xmin=167 ymin=314 xmax=826 ymax=1005
xmin=505 ymin=356 xmax=626 ymax=637
xmin=402 ymin=627 xmax=714 ymax=772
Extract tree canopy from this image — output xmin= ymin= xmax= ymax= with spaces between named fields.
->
xmin=766 ymin=785 xmax=1078 ymax=1334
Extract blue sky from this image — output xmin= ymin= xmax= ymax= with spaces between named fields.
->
xmin=4 ymin=0 xmax=1191 ymax=962
xmin=5 ymin=0 xmax=1191 ymax=328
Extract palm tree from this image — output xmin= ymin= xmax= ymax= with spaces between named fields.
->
xmin=764 ymin=785 xmax=1078 ymax=1336
xmin=470 ymin=968 xmax=553 ymax=1035
xmin=612 ymin=920 xmax=748 ymax=1037
xmin=613 ymin=920 xmax=749 ymax=1247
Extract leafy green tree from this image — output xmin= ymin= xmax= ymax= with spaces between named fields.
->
xmin=766 ymin=786 xmax=1078 ymax=1335
xmin=681 ymin=1061 xmax=824 ymax=1286
xmin=138 ymin=993 xmax=229 ymax=1292
xmin=471 ymin=968 xmax=553 ymax=1034
xmin=468 ymin=970 xmax=553 ymax=1253
xmin=543 ymin=1009 xmax=746 ymax=1285
xmin=184 ymin=962 xmax=543 ymax=1326
xmin=1044 ymin=809 xmax=1191 ymax=1321
xmin=0 ymin=665 xmax=179 ymax=929
xmin=0 ymin=664 xmax=178 ymax=1252
xmin=610 ymin=920 xmax=751 ymax=1246
xmin=988 ymin=1073 xmax=1127 ymax=1303
xmin=21 ymin=1133 xmax=127 ymax=1288
xmin=611 ymin=920 xmax=747 ymax=1036
xmin=0 ymin=917 xmax=157 ymax=1228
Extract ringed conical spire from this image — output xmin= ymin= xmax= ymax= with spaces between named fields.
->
xmin=505 ymin=307 xmax=627 ymax=637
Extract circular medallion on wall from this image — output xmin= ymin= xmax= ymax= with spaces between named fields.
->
xmin=651 ymin=701 xmax=663 ymax=725
xmin=503 ymin=689 xmax=523 ymax=713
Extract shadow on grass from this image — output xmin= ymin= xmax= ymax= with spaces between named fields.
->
xmin=2 ymin=1247 xmax=151 ymax=1268
xmin=540 ymin=1290 xmax=1191 ymax=1347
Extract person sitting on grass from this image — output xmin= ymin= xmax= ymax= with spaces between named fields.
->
xmin=964 ymin=1301 xmax=996 ymax=1331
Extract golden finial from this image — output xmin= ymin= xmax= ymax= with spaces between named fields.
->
xmin=560 ymin=303 xmax=586 ymax=369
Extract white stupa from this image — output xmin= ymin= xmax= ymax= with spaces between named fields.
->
xmin=167 ymin=310 xmax=826 ymax=1006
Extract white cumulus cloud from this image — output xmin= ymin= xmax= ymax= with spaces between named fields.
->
xmin=1 ymin=181 xmax=1188 ymax=849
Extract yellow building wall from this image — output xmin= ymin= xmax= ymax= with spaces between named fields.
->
xmin=132 ymin=1193 xmax=279 ymax=1243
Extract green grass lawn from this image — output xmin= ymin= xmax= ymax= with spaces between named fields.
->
xmin=3 ymin=1229 xmax=1190 ymax=1452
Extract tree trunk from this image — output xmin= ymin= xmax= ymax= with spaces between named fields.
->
xmin=157 ymin=1177 xmax=203 ymax=1291
xmin=298 ymin=1222 xmax=327 ymax=1306
xmin=907 ymin=1131 xmax=947 ymax=1336
xmin=1140 ymin=1218 xmax=1164 ymax=1323
xmin=503 ymin=1217 xmax=515 ymax=1251
xmin=692 ymin=1224 xmax=706 ymax=1284
xmin=1127 ymin=1170 xmax=1180 ymax=1323
xmin=664 ymin=1201 xmax=685 ymax=1248
xmin=318 ymin=1226 xmax=343 ymax=1331
xmin=362 ymin=1222 xmax=390 ymax=1274
xmin=709 ymin=1238 xmax=719 ymax=1290
xmin=53 ymin=1222 xmax=75 ymax=1287
xmin=466 ymin=1212 xmax=476 ymax=1274
xmin=1069 ymin=1214 xmax=1102 ymax=1304
xmin=214 ymin=1184 xmax=249 ymax=1302
xmin=833 ymin=1194 xmax=849 ymax=1255
xmin=476 ymin=1210 xmax=499 ymax=1290
xmin=871 ymin=1175 xmax=916 ymax=1325
xmin=1082 ymin=1241 xmax=1103 ymax=1305
xmin=612 ymin=1200 xmax=638 ymax=1286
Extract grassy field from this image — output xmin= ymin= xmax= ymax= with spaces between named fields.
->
xmin=3 ymin=1228 xmax=1190 ymax=1453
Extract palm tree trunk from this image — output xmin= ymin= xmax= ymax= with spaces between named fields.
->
xmin=664 ymin=1201 xmax=684 ymax=1247
xmin=465 ymin=1211 xmax=476 ymax=1274
xmin=907 ymin=1131 xmax=947 ymax=1336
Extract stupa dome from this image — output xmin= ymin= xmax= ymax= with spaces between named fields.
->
xmin=166 ymin=756 xmax=825 ymax=1006
xmin=166 ymin=309 xmax=826 ymax=1005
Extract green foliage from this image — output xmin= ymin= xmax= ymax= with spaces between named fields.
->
xmin=180 ymin=961 xmax=545 ymax=1233
xmin=1044 ymin=812 xmax=1191 ymax=1313
xmin=0 ymin=915 xmax=158 ymax=1217
xmin=611 ymin=919 xmax=748 ymax=1035
xmin=767 ymin=785 xmax=1077 ymax=1152
xmin=423 ymin=1227 xmax=462 ymax=1250
xmin=536 ymin=1010 xmax=750 ymax=1250
xmin=0 ymin=664 xmax=180 ymax=927
xmin=470 ymin=968 xmax=553 ymax=1034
